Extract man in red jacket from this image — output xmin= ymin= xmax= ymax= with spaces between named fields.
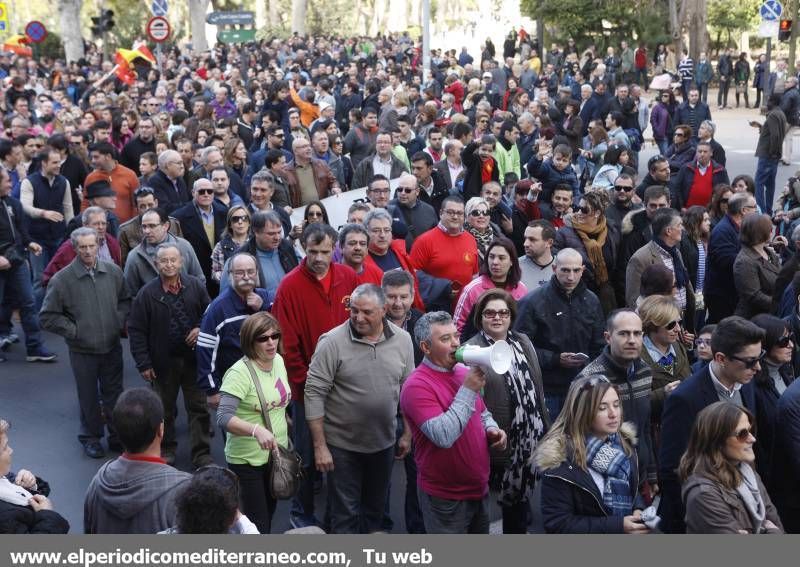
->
xmin=272 ymin=223 xmax=358 ymax=529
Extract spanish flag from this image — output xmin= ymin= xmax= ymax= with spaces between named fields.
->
xmin=3 ymin=35 xmax=32 ymax=57
xmin=114 ymin=44 xmax=156 ymax=85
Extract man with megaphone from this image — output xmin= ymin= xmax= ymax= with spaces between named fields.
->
xmin=400 ymin=311 xmax=507 ymax=534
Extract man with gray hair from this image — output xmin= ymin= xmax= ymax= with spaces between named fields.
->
xmin=40 ymin=227 xmax=131 ymax=459
xmin=305 ymin=283 xmax=415 ymax=533
xmin=42 ymin=206 xmax=122 ymax=288
xmin=515 ymin=248 xmax=605 ymax=417
xmin=400 ymin=310 xmax=507 ymax=534
xmin=148 ymin=149 xmax=190 ymax=214
xmin=172 ymin=178 xmax=228 ymax=297
xmin=187 ymin=146 xmax=246 ymax=201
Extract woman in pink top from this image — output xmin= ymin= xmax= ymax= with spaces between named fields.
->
xmin=453 ymin=236 xmax=528 ymax=337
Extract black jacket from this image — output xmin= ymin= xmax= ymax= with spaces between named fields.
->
xmin=514 ymin=276 xmax=605 ymax=395
xmin=119 ymin=136 xmax=156 ymax=176
xmin=461 ymin=140 xmax=499 ymax=201
xmin=0 ymin=195 xmax=31 ymax=254
xmin=753 ymin=363 xmax=794 ymax=489
xmin=148 ymin=169 xmax=192 ymax=215
xmin=171 ymin=201 xmax=228 ymax=295
xmin=127 ymin=274 xmax=211 ymax=377
xmin=416 ymin=169 xmax=452 ymax=214
xmin=670 ymin=160 xmax=729 ymax=211
xmin=772 ymin=378 xmax=800 ymax=530
xmin=0 ymin=474 xmax=69 ymax=534
xmin=658 ymin=364 xmax=757 ymax=533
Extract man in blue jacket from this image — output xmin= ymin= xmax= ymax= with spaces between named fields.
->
xmin=704 ymin=192 xmax=758 ymax=323
xmin=658 ymin=316 xmax=763 ymax=534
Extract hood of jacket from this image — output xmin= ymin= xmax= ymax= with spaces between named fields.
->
xmin=621 ymin=207 xmax=648 ymax=236
xmin=533 ymin=422 xmax=638 ymax=471
xmin=91 ymin=458 xmax=189 ymax=520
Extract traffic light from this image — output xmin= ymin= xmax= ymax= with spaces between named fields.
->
xmin=780 ymin=19 xmax=793 ymax=41
xmin=91 ymin=9 xmax=115 ymax=37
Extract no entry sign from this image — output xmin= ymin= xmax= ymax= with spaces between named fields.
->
xmin=25 ymin=21 xmax=48 ymax=44
xmin=146 ymin=16 xmax=171 ymax=43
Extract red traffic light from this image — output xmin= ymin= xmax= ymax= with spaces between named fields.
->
xmin=780 ymin=19 xmax=793 ymax=41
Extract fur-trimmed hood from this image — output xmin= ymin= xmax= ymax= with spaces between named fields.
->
xmin=533 ymin=422 xmax=638 ymax=471
xmin=621 ymin=207 xmax=648 ymax=236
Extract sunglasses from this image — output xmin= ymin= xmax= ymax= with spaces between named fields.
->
xmin=664 ymin=320 xmax=681 ymax=331
xmin=196 ymin=189 xmax=214 ymax=195
xmin=729 ymin=350 xmax=766 ymax=369
xmin=732 ymin=427 xmax=754 ymax=442
xmin=230 ymin=215 xmax=250 ymax=223
xmin=482 ymin=308 xmax=511 ymax=319
xmin=470 ymin=210 xmax=490 ymax=217
xmin=613 ymin=185 xmax=634 ymax=192
xmin=776 ymin=333 xmax=795 ymax=348
xmin=576 ymin=206 xmax=592 ymax=215
xmin=307 ymin=211 xmax=323 ymax=218
xmin=256 ymin=332 xmax=282 ymax=343
xmin=397 ymin=187 xmax=416 ymax=194
xmin=720 ymin=198 xmax=729 ymax=204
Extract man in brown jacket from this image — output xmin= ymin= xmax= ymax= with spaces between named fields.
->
xmin=283 ymin=138 xmax=340 ymax=207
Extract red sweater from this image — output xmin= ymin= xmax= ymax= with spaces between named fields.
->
xmin=363 ymin=239 xmax=425 ymax=311
xmin=685 ymin=164 xmax=713 ymax=209
xmin=410 ymin=227 xmax=479 ymax=298
xmin=42 ymin=235 xmax=122 ymax=287
xmin=272 ymin=260 xmax=358 ymax=401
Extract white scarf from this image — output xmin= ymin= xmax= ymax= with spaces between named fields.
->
xmin=0 ymin=476 xmax=33 ymax=507
xmin=736 ymin=462 xmax=766 ymax=533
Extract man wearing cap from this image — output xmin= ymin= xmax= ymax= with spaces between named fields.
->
xmin=84 ymin=142 xmax=140 ymax=223
xmin=65 ymin=180 xmax=120 ymax=238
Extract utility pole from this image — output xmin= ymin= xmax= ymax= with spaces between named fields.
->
xmin=789 ymin=0 xmax=799 ymax=73
xmin=422 ymin=0 xmax=430 ymax=85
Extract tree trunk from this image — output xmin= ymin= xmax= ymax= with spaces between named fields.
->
xmin=188 ymin=0 xmax=210 ymax=52
xmin=790 ymin=0 xmax=800 ymax=74
xmin=410 ymin=0 xmax=420 ymax=28
xmin=370 ymin=0 xmax=386 ymax=36
xmin=256 ymin=0 xmax=266 ymax=29
xmin=687 ymin=0 xmax=707 ymax=60
xmin=268 ymin=0 xmax=280 ymax=30
xmin=387 ymin=0 xmax=408 ymax=32
xmin=292 ymin=0 xmax=308 ymax=35
xmin=59 ymin=0 xmax=85 ymax=63
xmin=668 ymin=0 xmax=683 ymax=59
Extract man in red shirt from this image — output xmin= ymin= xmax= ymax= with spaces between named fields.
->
xmin=272 ymin=223 xmax=358 ymax=529
xmin=85 ymin=142 xmax=140 ymax=223
xmin=671 ymin=141 xmax=729 ymax=211
xmin=410 ymin=196 xmax=479 ymax=306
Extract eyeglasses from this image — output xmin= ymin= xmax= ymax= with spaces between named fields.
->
xmin=576 ymin=206 xmax=592 ymax=215
xmin=673 ymin=132 xmax=685 ymax=138
xmin=256 ymin=332 xmax=282 ymax=343
xmin=695 ymin=338 xmax=711 ymax=347
xmin=731 ymin=427 xmax=755 ymax=442
xmin=729 ymin=350 xmax=766 ymax=369
xmin=613 ymin=184 xmax=634 ymax=192
xmin=443 ymin=209 xmax=465 ymax=217
xmin=776 ymin=333 xmax=795 ymax=348
xmin=720 ymin=198 xmax=729 ymax=204
xmin=230 ymin=215 xmax=250 ymax=223
xmin=482 ymin=308 xmax=511 ymax=319
xmin=196 ymin=189 xmax=214 ymax=195
xmin=369 ymin=188 xmax=390 ymax=194
xmin=307 ymin=211 xmax=323 ymax=218
xmin=271 ymin=133 xmax=285 ymax=138
xmin=663 ymin=319 xmax=681 ymax=331
xmin=470 ymin=210 xmax=490 ymax=217
xmin=397 ymin=187 xmax=417 ymax=194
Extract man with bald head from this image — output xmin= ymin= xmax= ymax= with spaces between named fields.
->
xmin=283 ymin=137 xmax=340 ymax=207
xmin=387 ymin=173 xmax=438 ymax=252
xmin=147 ymin=149 xmax=191 ymax=214
xmin=514 ymin=248 xmax=606 ymax=417
xmin=172 ymin=178 xmax=228 ymax=297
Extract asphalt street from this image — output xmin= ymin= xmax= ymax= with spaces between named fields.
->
xmin=0 ymin=92 xmax=793 ymax=533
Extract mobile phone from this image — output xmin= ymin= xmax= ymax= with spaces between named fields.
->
xmin=571 ymin=353 xmax=590 ymax=363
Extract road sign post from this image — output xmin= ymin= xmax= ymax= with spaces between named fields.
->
xmin=146 ymin=16 xmax=170 ymax=74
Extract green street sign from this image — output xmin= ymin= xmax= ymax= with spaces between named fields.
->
xmin=217 ymin=29 xmax=256 ymax=43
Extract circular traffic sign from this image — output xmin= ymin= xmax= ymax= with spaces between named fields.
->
xmin=25 ymin=21 xmax=48 ymax=44
xmin=146 ymin=16 xmax=171 ymax=43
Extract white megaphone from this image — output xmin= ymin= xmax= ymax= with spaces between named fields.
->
xmin=454 ymin=340 xmax=513 ymax=374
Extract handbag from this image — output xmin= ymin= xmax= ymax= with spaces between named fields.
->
xmin=243 ymin=359 xmax=304 ymax=500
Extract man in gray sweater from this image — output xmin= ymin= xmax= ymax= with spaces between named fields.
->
xmin=40 ymin=227 xmax=131 ymax=459
xmin=304 ymin=283 xmax=415 ymax=534
xmin=84 ymin=388 xmax=191 ymax=534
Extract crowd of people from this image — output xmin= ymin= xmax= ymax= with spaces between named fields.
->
xmin=3 ymin=29 xmax=800 ymax=535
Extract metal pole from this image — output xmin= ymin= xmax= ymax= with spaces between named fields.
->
xmin=422 ymin=0 xmax=430 ymax=85
xmin=764 ymin=36 xmax=772 ymax=113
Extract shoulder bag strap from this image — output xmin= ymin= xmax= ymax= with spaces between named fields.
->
xmin=243 ymin=358 xmax=274 ymax=434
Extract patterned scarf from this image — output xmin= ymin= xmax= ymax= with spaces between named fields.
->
xmin=653 ymin=236 xmax=688 ymax=289
xmin=571 ymin=216 xmax=609 ymax=284
xmin=585 ymin=433 xmax=633 ymax=517
xmin=467 ymin=225 xmax=496 ymax=263
xmin=484 ymin=332 xmax=546 ymax=506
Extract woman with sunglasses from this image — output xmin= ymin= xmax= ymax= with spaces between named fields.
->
xmin=303 ymin=201 xmax=330 ymax=227
xmin=217 ymin=312 xmax=290 ymax=534
xmin=650 ymin=90 xmax=673 ymax=155
xmin=453 ymin=237 xmax=527 ymax=336
xmin=464 ymin=289 xmax=549 ymax=533
xmin=637 ymin=296 xmax=692 ymax=427
xmin=665 ymin=124 xmax=696 ymax=175
xmin=327 ymin=132 xmax=352 ymax=191
xmin=464 ymin=197 xmax=502 ymax=264
xmin=750 ymin=314 xmax=796 ymax=485
xmin=679 ymin=402 xmax=783 ymax=534
xmin=709 ymin=184 xmax=733 ymax=229
xmin=534 ymin=375 xmax=649 ymax=534
xmin=553 ymin=191 xmax=619 ymax=314
xmin=733 ymin=214 xmax=782 ymax=318
xmin=211 ymin=206 xmax=251 ymax=282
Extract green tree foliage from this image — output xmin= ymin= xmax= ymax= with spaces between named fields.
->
xmin=707 ymin=0 xmax=761 ymax=50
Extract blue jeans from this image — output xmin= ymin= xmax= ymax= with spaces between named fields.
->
xmin=290 ymin=401 xmax=319 ymax=525
xmin=655 ymin=139 xmax=670 ymax=155
xmin=544 ymin=392 xmax=567 ymax=421
xmin=29 ymin=240 xmax=58 ymax=311
xmin=755 ymin=156 xmax=779 ymax=215
xmin=327 ymin=444 xmax=394 ymax=533
xmin=0 ymin=259 xmax=43 ymax=353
